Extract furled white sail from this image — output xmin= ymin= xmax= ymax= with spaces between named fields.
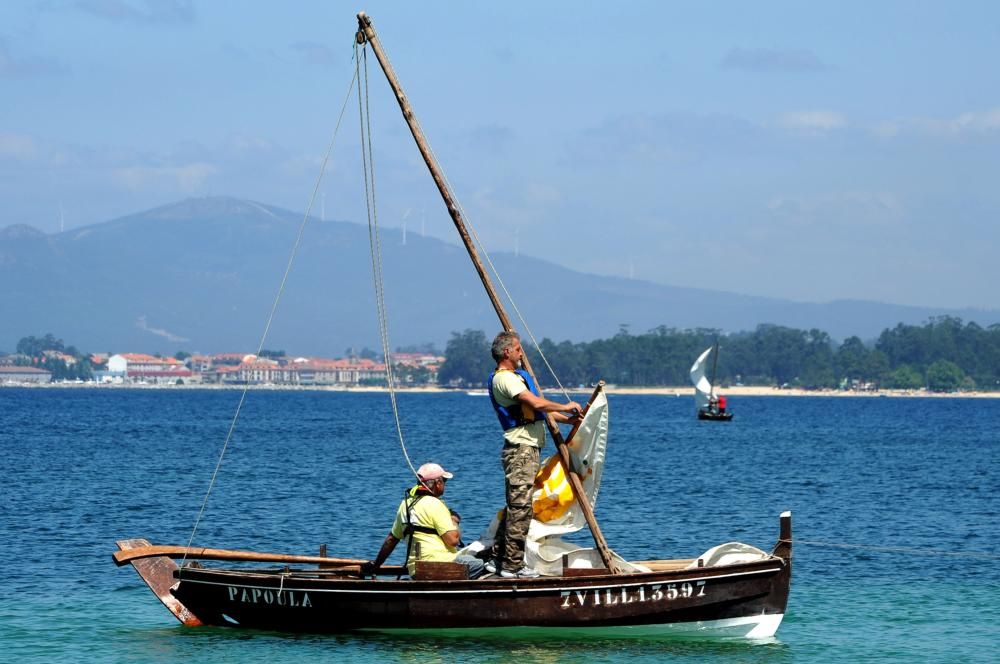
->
xmin=529 ymin=390 xmax=609 ymax=538
xmin=524 ymin=390 xmax=645 ymax=574
xmin=690 ymin=346 xmax=714 ymax=411
xmin=467 ymin=390 xmax=648 ymax=575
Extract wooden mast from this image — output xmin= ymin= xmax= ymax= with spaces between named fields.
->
xmin=356 ymin=12 xmax=623 ymax=574
xmin=710 ymin=338 xmax=720 ymax=401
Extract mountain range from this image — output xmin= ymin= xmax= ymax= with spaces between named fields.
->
xmin=2 ymin=196 xmax=997 ymax=356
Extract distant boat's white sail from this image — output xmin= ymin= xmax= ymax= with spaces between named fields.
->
xmin=690 ymin=346 xmax=714 ymax=411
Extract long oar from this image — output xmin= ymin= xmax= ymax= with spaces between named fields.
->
xmin=114 ymin=544 xmax=366 ymax=567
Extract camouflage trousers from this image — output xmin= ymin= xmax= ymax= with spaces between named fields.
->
xmin=497 ymin=442 xmax=540 ymax=571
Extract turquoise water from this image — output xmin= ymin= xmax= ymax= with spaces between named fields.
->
xmin=1 ymin=389 xmax=997 ymax=662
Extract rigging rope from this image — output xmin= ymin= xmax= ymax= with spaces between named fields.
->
xmin=794 ymin=539 xmax=1000 ymax=560
xmin=362 ymin=31 xmax=572 ymax=401
xmin=355 ymin=42 xmax=422 ymax=486
xmin=180 ymin=58 xmax=360 ymax=570
xmin=454 ymin=193 xmax=573 ymax=400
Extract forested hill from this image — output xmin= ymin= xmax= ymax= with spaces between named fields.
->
xmin=2 ymin=196 xmax=998 ymax=356
xmin=438 ymin=318 xmax=1000 ymax=392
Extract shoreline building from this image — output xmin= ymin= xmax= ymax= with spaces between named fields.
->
xmin=0 ymin=365 xmax=53 ymax=384
xmin=104 ymin=353 xmax=194 ymax=385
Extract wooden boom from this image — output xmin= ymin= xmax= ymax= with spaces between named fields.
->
xmin=356 ymin=12 xmax=624 ymax=575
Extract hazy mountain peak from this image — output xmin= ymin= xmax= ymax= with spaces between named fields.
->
xmin=127 ymin=196 xmax=288 ymax=223
xmin=0 ymin=224 xmax=46 ymax=240
xmin=1 ymin=197 xmax=997 ymax=355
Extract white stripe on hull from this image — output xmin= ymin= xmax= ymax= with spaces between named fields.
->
xmin=359 ymin=612 xmax=785 ymax=640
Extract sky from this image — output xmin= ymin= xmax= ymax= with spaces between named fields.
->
xmin=2 ymin=0 xmax=999 ymax=311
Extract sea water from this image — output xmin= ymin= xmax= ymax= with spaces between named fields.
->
xmin=0 ymin=388 xmax=996 ymax=662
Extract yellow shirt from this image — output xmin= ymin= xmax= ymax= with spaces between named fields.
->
xmin=389 ymin=488 xmax=457 ymax=575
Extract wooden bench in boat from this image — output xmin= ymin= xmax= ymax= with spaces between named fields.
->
xmin=399 ymin=557 xmax=703 ymax=580
xmin=560 ymin=557 xmax=698 ymax=576
xmin=413 ymin=560 xmax=469 ymax=580
xmin=633 ymin=559 xmax=698 ymax=571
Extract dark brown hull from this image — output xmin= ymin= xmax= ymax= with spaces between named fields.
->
xmin=698 ymin=409 xmax=733 ymax=421
xmin=119 ymin=513 xmax=791 ymax=638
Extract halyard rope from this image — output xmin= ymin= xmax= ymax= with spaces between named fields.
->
xmin=362 ymin=27 xmax=571 ymax=401
xmin=451 ymin=180 xmax=573 ymax=400
xmin=180 ymin=57 xmax=360 ymax=571
xmin=356 ymin=42 xmax=422 ymax=485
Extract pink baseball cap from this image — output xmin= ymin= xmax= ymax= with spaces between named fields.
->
xmin=417 ymin=462 xmax=454 ymax=481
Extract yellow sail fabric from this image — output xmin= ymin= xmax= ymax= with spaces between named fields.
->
xmin=532 ymin=454 xmax=573 ymax=522
xmin=465 ymin=390 xmax=644 ymax=575
xmin=523 ymin=390 xmax=648 ymax=575
xmin=528 ymin=390 xmax=608 ymax=537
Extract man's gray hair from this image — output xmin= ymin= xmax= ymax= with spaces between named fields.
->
xmin=491 ymin=330 xmax=520 ymax=362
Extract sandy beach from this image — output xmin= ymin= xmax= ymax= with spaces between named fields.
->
xmin=600 ymin=385 xmax=1000 ymax=399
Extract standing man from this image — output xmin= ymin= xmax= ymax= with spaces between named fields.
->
xmin=488 ymin=331 xmax=581 ymax=578
xmin=364 ymin=462 xmax=485 ymax=579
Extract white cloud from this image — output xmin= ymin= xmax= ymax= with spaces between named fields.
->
xmin=722 ymin=47 xmax=828 ymax=73
xmin=74 ymin=0 xmax=195 ymax=25
xmin=290 ymin=41 xmax=337 ymax=66
xmin=136 ymin=316 xmax=189 ymax=343
xmin=525 ymin=182 xmax=561 ymax=207
xmin=778 ymin=111 xmax=847 ymax=132
xmin=869 ymin=107 xmax=1000 ymax=139
xmin=225 ymin=134 xmax=277 ymax=153
xmin=767 ymin=190 xmax=903 ymax=229
xmin=870 ymin=121 xmax=900 ymax=139
xmin=948 ymin=108 xmax=1000 ymax=133
xmin=113 ymin=163 xmax=217 ymax=192
xmin=0 ymin=132 xmax=39 ymax=160
xmin=0 ymin=37 xmax=66 ymax=78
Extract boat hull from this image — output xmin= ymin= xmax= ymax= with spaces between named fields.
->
xmin=119 ymin=515 xmax=790 ymax=638
xmin=171 ymin=560 xmax=787 ymax=636
xmin=698 ymin=409 xmax=733 ymax=421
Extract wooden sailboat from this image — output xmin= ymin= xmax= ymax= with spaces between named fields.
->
xmin=690 ymin=341 xmax=733 ymax=421
xmin=114 ymin=12 xmax=787 ymax=637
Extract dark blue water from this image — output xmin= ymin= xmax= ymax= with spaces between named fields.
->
xmin=1 ymin=388 xmax=997 ymax=662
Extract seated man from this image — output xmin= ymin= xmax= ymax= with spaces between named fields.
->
xmin=364 ymin=462 xmax=486 ymax=579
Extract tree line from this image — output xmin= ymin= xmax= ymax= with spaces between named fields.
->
xmin=9 ymin=316 xmax=998 ymax=391
xmin=11 ymin=333 xmax=94 ymax=381
xmin=437 ymin=317 xmax=1000 ymax=393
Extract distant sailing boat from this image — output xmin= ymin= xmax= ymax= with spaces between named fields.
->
xmin=690 ymin=342 xmax=733 ymax=421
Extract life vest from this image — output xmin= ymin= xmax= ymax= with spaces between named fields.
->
xmin=488 ymin=368 xmax=544 ymax=430
xmin=401 ymin=486 xmax=439 ymax=537
xmin=400 ymin=486 xmax=443 ymax=570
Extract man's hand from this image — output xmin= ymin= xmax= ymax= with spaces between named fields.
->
xmin=360 ymin=561 xmax=377 ymax=577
